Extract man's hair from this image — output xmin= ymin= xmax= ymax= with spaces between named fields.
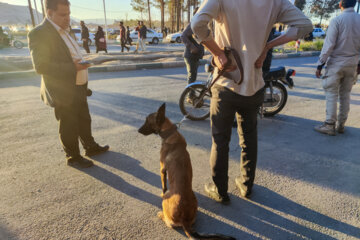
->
xmin=45 ymin=0 xmax=70 ymax=11
xmin=340 ymin=0 xmax=356 ymax=8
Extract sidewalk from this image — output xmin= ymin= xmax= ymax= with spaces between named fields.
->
xmin=0 ymin=51 xmax=320 ymax=80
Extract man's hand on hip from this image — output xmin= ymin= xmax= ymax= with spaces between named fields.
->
xmin=74 ymin=59 xmax=90 ymax=71
xmin=255 ymin=48 xmax=268 ymax=69
xmin=315 ymin=69 xmax=322 ymax=78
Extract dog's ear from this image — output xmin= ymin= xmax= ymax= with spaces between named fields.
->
xmin=156 ymin=103 xmax=166 ymax=126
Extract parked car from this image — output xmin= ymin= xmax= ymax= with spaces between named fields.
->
xmin=312 ymin=28 xmax=326 ymax=38
xmin=71 ymin=28 xmax=96 ymax=46
xmin=165 ymin=32 xmax=182 ymax=43
xmin=117 ymin=28 xmax=162 ymax=45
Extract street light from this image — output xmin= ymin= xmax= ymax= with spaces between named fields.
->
xmin=103 ymin=0 xmax=108 ymax=40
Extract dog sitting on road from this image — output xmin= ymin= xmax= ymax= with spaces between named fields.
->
xmin=138 ymin=103 xmax=235 ymax=240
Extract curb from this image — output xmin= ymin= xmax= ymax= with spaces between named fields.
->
xmin=0 ymin=52 xmax=320 ymax=80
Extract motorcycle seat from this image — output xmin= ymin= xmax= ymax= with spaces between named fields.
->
xmin=265 ymin=67 xmax=286 ymax=80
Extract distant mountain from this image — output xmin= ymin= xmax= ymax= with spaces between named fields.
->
xmin=0 ymin=3 xmax=43 ymax=25
xmin=81 ymin=19 xmax=117 ymax=25
xmin=0 ymin=3 xmax=78 ymax=26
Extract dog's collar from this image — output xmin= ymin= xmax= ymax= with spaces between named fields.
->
xmin=159 ymin=124 xmax=178 ymax=140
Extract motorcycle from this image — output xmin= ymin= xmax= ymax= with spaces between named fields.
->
xmin=0 ymin=33 xmax=24 ymax=49
xmin=179 ymin=63 xmax=296 ymax=121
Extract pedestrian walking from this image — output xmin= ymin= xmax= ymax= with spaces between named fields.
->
xmin=191 ymin=0 xmax=312 ymax=203
xmin=314 ymin=0 xmax=360 ymax=136
xmin=135 ymin=21 xmax=146 ymax=53
xmin=126 ymin=26 xmax=132 ymax=46
xmin=28 ymin=0 xmax=109 ymax=168
xmin=95 ymin=26 xmax=107 ymax=53
xmin=80 ymin=20 xmax=90 ymax=53
xmin=181 ymin=7 xmax=204 ymax=103
xmin=119 ymin=21 xmax=129 ymax=52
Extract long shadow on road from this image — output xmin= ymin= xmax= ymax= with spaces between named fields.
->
xmin=80 ymin=152 xmax=247 ymax=239
xmin=256 ymin=114 xmax=360 ymax=197
xmin=197 ymin=191 xmax=340 ymax=240
xmin=83 ymin=151 xmax=359 ymax=239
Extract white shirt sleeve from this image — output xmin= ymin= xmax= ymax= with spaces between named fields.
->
xmin=191 ymin=0 xmax=220 ymax=43
xmin=317 ymin=18 xmax=339 ymax=66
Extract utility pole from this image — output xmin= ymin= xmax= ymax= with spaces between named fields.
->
xmin=40 ymin=0 xmax=45 ymax=18
xmin=147 ymin=0 xmax=152 ymax=28
xmin=33 ymin=0 xmax=40 ymax=24
xmin=27 ymin=0 xmax=36 ymax=27
xmin=103 ymin=0 xmax=108 ymax=40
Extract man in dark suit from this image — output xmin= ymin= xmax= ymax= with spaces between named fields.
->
xmin=80 ymin=20 xmax=90 ymax=53
xmin=28 ymin=0 xmax=109 ymax=168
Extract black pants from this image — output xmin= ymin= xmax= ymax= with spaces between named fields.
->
xmin=210 ymin=85 xmax=264 ymax=196
xmin=54 ymin=85 xmax=95 ymax=158
xmin=121 ymin=38 xmax=129 ymax=52
xmin=83 ymin=40 xmax=90 ymax=53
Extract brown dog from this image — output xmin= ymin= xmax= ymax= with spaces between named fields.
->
xmin=138 ymin=103 xmax=235 ymax=240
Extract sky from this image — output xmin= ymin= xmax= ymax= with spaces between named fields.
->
xmin=0 ymin=0 xmax=147 ymax=21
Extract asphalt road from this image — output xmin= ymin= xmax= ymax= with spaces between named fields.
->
xmin=0 ymin=57 xmax=359 ymax=240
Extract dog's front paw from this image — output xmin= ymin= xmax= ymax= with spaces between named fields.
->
xmin=161 ymin=189 xmax=167 ymax=198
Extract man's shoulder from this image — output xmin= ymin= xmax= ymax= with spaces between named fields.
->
xmin=28 ymin=21 xmax=49 ymax=39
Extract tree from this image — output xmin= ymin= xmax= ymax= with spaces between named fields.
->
xmin=310 ymin=0 xmax=339 ymax=25
xmin=294 ymin=0 xmax=306 ymax=11
xmin=147 ymin=0 xmax=152 ymax=28
xmin=153 ymin=0 xmax=167 ymax=33
xmin=27 ymin=0 xmax=35 ymax=27
xmin=131 ymin=0 xmax=147 ymax=20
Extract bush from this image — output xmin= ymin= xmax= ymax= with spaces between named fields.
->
xmin=298 ymin=40 xmax=324 ymax=51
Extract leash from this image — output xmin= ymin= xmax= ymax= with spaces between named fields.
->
xmin=176 ymin=47 xmax=244 ymax=128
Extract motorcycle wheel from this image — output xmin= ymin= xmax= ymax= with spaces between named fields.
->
xmin=179 ymin=84 xmax=211 ymax=121
xmin=13 ymin=40 xmax=24 ymax=49
xmin=263 ymin=81 xmax=288 ymax=117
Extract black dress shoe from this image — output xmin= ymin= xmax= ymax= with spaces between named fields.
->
xmin=67 ymin=156 xmax=94 ymax=168
xmin=235 ymin=177 xmax=252 ymax=198
xmin=85 ymin=144 xmax=109 ymax=157
xmin=204 ymin=183 xmax=230 ymax=205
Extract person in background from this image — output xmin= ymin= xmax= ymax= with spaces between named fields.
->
xmin=314 ymin=0 xmax=360 ymax=135
xmin=138 ymin=21 xmax=147 ymax=52
xmin=95 ymin=26 xmax=107 ymax=53
xmin=119 ymin=21 xmax=129 ymax=52
xmin=28 ymin=0 xmax=109 ymax=168
xmin=80 ymin=20 xmax=90 ymax=53
xmin=191 ymin=0 xmax=312 ymax=204
xmin=181 ymin=7 xmax=204 ymax=103
xmin=125 ymin=26 xmax=132 ymax=46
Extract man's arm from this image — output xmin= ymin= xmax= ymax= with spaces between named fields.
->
xmin=315 ymin=19 xmax=339 ymax=78
xmin=28 ymin=29 xmax=84 ymax=77
xmin=191 ymin=0 xmax=234 ymax=71
xmin=255 ymin=0 xmax=313 ymax=68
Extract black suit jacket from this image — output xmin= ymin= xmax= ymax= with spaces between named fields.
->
xmin=28 ymin=19 xmax=77 ymax=107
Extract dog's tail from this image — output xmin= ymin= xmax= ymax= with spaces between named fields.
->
xmin=183 ymin=224 xmax=236 ymax=240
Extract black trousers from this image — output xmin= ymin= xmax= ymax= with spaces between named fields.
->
xmin=121 ymin=38 xmax=129 ymax=52
xmin=83 ymin=40 xmax=90 ymax=53
xmin=54 ymin=85 xmax=95 ymax=158
xmin=210 ymin=85 xmax=264 ymax=196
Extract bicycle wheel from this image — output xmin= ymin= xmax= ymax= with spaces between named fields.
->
xmin=263 ymin=81 xmax=288 ymax=117
xmin=179 ymin=84 xmax=211 ymax=121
